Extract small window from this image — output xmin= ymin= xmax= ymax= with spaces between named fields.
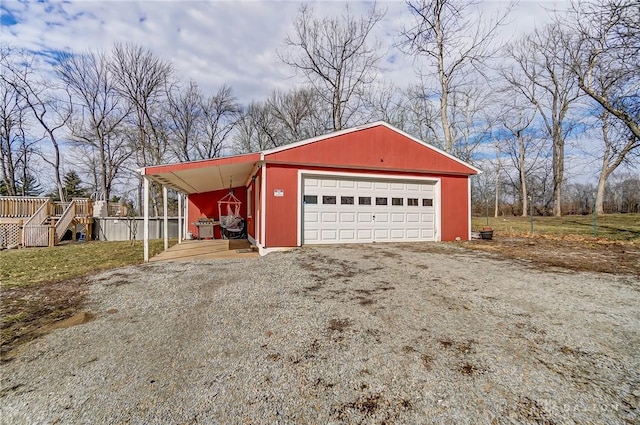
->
xmin=323 ymin=195 xmax=337 ymax=205
xmin=423 ymin=198 xmax=433 ymax=207
xmin=376 ymin=197 xmax=388 ymax=206
xmin=392 ymin=198 xmax=403 ymax=206
xmin=303 ymin=195 xmax=318 ymax=204
xmin=341 ymin=196 xmax=354 ymax=205
xmin=358 ymin=196 xmax=371 ymax=206
xmin=408 ymin=198 xmax=419 ymax=206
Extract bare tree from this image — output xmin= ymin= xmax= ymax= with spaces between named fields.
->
xmin=199 ymin=85 xmax=241 ymax=159
xmin=568 ymin=0 xmax=639 ymax=139
xmin=403 ymin=82 xmax=441 ymax=145
xmin=1 ymin=48 xmax=71 ymax=201
xmin=503 ymin=23 xmax=582 ymax=216
xmin=233 ymin=87 xmax=326 ymax=153
xmin=495 ymin=91 xmax=542 ymax=217
xmin=109 ymin=43 xmax=173 ymax=213
xmin=449 ymin=83 xmax=496 ymax=163
xmin=361 ymin=81 xmax=410 ymax=130
xmin=280 ymin=3 xmax=384 ymax=131
xmin=57 ymin=50 xmax=131 ymax=201
xmin=0 ymin=50 xmax=31 ymax=195
xmin=166 ymin=80 xmax=202 ymax=162
xmin=562 ymin=0 xmax=640 ymax=214
xmin=594 ymin=110 xmax=639 ymax=213
xmin=233 ymin=102 xmax=278 ymax=154
xmin=400 ymin=0 xmax=513 ymax=153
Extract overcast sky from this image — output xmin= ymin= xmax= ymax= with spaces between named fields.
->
xmin=1 ymin=0 xmax=566 ymax=104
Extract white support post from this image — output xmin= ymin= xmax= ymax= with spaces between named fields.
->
xmin=163 ymin=186 xmax=168 ymax=251
xmin=177 ymin=193 xmax=183 ymax=244
xmin=184 ymin=195 xmax=189 ymax=237
xmin=143 ymin=176 xmax=149 ymax=262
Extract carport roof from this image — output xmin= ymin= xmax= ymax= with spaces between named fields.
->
xmin=141 ymin=152 xmax=261 ymax=194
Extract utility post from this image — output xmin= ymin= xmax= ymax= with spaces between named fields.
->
xmin=528 ymin=195 xmax=534 ymax=235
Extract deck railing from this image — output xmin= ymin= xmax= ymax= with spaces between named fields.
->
xmin=74 ymin=199 xmax=93 ymax=217
xmin=22 ymin=201 xmax=52 ymax=247
xmin=55 ymin=200 xmax=76 ymax=243
xmin=0 ymin=196 xmax=49 ymax=218
xmin=1 ymin=196 xmax=95 ymax=247
xmin=108 ymin=203 xmax=128 ymax=217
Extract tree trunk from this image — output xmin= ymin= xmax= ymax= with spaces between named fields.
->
xmin=518 ymin=132 xmax=528 ymax=217
xmin=552 ymin=133 xmax=564 ymax=217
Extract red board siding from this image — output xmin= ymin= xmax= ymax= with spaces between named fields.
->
xmin=265 ymin=125 xmax=477 ymax=175
xmin=188 ymin=186 xmax=247 ymax=239
xmin=264 ymin=165 xmax=298 ymax=247
xmin=439 ymin=175 xmax=470 ymax=241
xmin=263 ymin=164 xmax=471 ymax=247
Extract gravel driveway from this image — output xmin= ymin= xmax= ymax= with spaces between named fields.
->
xmin=1 ymin=243 xmax=639 ymax=424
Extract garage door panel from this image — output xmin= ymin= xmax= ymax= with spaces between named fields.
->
xmin=304 ymin=211 xmax=319 ymax=223
xmin=305 ymin=178 xmax=319 ymax=188
xmin=375 ymin=212 xmax=389 ymax=223
xmin=391 ymin=213 xmax=405 ymax=222
xmin=303 ymin=176 xmax=437 ymax=244
xmin=321 ymin=179 xmax=338 ymax=188
xmin=374 ymin=228 xmax=389 ymax=239
xmin=339 ymin=229 xmax=356 ymax=240
xmin=340 ymin=212 xmax=355 ymax=222
xmin=421 ymin=213 xmax=434 ymax=222
xmin=406 ymin=228 xmax=421 ymax=238
xmin=340 ymin=180 xmax=356 ymax=189
xmin=407 ymin=213 xmax=420 ymax=222
xmin=321 ymin=229 xmax=338 ymax=240
xmin=357 ymin=212 xmax=373 ymax=223
xmin=304 ymin=229 xmax=319 ymax=241
xmin=321 ymin=212 xmax=338 ymax=222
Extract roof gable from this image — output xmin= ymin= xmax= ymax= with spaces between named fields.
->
xmin=263 ymin=122 xmax=479 ymax=175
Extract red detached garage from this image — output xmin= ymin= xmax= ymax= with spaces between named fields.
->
xmin=141 ymin=121 xmax=479 ymax=260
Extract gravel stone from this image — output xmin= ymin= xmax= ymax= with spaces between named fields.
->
xmin=1 ymin=243 xmax=638 ymax=424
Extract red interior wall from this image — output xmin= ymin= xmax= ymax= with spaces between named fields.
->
xmin=188 ymin=186 xmax=247 ymax=239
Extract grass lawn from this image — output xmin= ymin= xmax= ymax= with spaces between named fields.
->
xmin=0 ymin=239 xmax=177 ymax=289
xmin=472 ymin=213 xmax=640 ymax=242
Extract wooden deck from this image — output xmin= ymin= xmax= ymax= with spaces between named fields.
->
xmin=149 ymin=239 xmax=259 ymax=262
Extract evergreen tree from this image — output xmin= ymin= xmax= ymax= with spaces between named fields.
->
xmin=63 ymin=170 xmax=89 ymax=199
xmin=17 ymin=173 xmax=42 ymax=196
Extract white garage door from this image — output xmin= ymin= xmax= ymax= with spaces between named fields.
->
xmin=302 ymin=175 xmax=437 ymax=244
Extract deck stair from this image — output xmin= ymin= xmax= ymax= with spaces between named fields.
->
xmin=0 ymin=197 xmax=94 ymax=248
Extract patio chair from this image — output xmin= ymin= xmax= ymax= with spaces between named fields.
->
xmin=220 ymin=215 xmax=246 ymax=239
